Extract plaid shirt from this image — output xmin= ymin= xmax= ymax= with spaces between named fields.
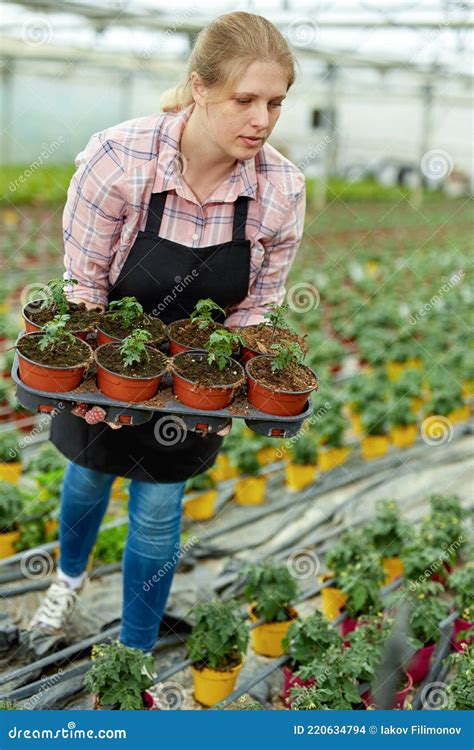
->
xmin=63 ymin=102 xmax=306 ymax=326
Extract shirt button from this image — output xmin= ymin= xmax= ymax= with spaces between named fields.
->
xmin=192 ymin=233 xmax=199 ymax=240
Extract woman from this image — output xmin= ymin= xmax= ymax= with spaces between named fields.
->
xmin=28 ymin=11 xmax=306 ymax=657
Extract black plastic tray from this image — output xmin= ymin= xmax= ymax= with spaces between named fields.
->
xmin=12 ymin=355 xmax=314 ymax=438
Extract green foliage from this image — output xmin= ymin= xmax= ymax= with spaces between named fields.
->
xmin=84 ymin=640 xmax=154 ymax=710
xmin=319 ymin=409 xmax=348 ymax=448
xmin=392 ymin=369 xmax=424 ymax=400
xmin=283 ymin=610 xmax=341 ymax=667
xmin=344 ymin=613 xmax=393 ymax=682
xmin=338 ymin=561 xmax=385 ymax=617
xmin=93 ymin=524 xmax=128 ymax=564
xmin=420 ymin=494 xmax=465 ymax=555
xmin=37 ymin=314 xmax=76 ymax=352
xmin=269 ymin=340 xmax=305 ymax=372
xmin=360 ymin=402 xmax=389 ymax=436
xmin=119 ymin=329 xmax=153 ymax=367
xmin=0 ymin=699 xmax=18 ymax=709
xmin=187 ymin=599 xmax=249 ymax=670
xmin=0 ymin=430 xmax=22 ymax=463
xmin=239 ymin=558 xmax=298 ymax=623
xmin=448 ymin=562 xmax=474 ymax=620
xmin=0 ymin=482 xmax=24 ymax=533
xmin=388 ymin=397 xmax=417 ymax=427
xmin=325 ymin=529 xmax=375 ymax=574
xmin=291 ymin=643 xmax=361 ymax=709
xmin=367 ymin=499 xmax=409 ymax=558
xmin=263 ymin=303 xmax=292 ymax=333
xmin=395 ymin=581 xmax=448 ymax=647
xmin=289 ymin=434 xmax=318 ymax=465
xmin=185 ymin=471 xmax=216 ymax=493
xmin=400 ymin=532 xmax=450 ymax=583
xmin=204 ymin=329 xmax=244 ymax=371
xmin=189 ymin=298 xmax=227 ymax=329
xmin=228 ymin=444 xmax=261 ymax=476
xmin=47 ymin=278 xmax=78 ymax=316
xmin=24 ymin=442 xmax=67 ymax=474
xmin=108 ymin=297 xmax=144 ymax=327
xmin=445 ymin=644 xmax=474 ymax=710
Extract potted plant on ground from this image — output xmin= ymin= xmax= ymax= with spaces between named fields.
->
xmin=245 ymin=340 xmax=318 ymax=417
xmin=16 ymin=314 xmax=94 ymax=393
xmin=392 ymin=369 xmax=425 ymax=414
xmin=337 ymin=560 xmax=385 ymax=637
xmin=318 ymin=409 xmax=350 ymax=471
xmin=236 ymin=303 xmax=308 ymax=365
xmin=285 ymin=433 xmax=318 ymax=491
xmin=229 ymin=444 xmax=267 ymax=505
xmin=0 ymin=430 xmax=23 ymax=484
xmin=183 ymin=470 xmax=218 ymax=521
xmin=367 ymin=499 xmax=409 ymax=584
xmin=388 ymin=397 xmax=418 ymax=449
xmin=95 ymin=329 xmax=168 ymax=403
xmin=281 ymin=610 xmax=341 ymax=703
xmin=187 ymin=599 xmax=249 ymax=707
xmin=0 ymin=481 xmax=24 ymax=558
xmin=424 ymin=382 xmax=469 ymax=425
xmin=445 ymin=643 xmax=474 ymax=710
xmin=168 ymin=298 xmax=237 ymax=356
xmin=360 ymin=402 xmax=390 ymax=460
xmin=448 ymin=562 xmax=474 ymax=651
xmin=320 ymin=529 xmax=375 ymax=621
xmin=171 ymin=329 xmax=245 ymax=410
xmin=97 ymin=296 xmax=167 ymax=347
xmin=238 ymin=558 xmax=298 ymax=658
xmin=289 ymin=642 xmax=363 ymax=710
xmin=84 ymin=640 xmax=157 ymax=710
xmin=22 ymin=278 xmax=101 ymax=339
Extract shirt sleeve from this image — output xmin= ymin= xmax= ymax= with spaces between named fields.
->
xmin=61 ymin=133 xmax=126 ymax=308
xmin=224 ymin=186 xmax=306 ymax=327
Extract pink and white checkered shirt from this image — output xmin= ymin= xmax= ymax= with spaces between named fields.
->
xmin=62 ymin=102 xmax=306 ymax=327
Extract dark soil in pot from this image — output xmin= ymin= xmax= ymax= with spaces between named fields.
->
xmin=172 ymin=352 xmax=244 ymax=387
xmin=96 ymin=345 xmax=167 ymax=377
xmin=193 ymin=649 xmax=242 ymax=672
xmin=25 ymin=300 xmax=102 ymax=332
xmin=236 ymin=324 xmax=308 ymax=355
xmin=169 ymin=319 xmax=239 ymax=351
xmin=17 ymin=333 xmax=92 ymax=367
xmin=247 ymin=356 xmax=317 ymax=392
xmin=99 ymin=313 xmax=167 ymax=344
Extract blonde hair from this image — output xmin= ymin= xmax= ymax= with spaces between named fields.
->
xmin=159 ymin=11 xmax=297 ymax=112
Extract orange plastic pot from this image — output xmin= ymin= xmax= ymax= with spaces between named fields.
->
xmin=96 ymin=325 xmax=121 ymax=347
xmin=17 ymin=333 xmax=93 ymax=393
xmin=245 ymin=355 xmax=318 ymax=417
xmin=22 ymin=303 xmax=88 ymax=340
xmin=171 ymin=351 xmax=245 ymax=410
xmin=168 ymin=319 xmax=204 ymax=356
xmin=95 ymin=344 xmax=167 ymax=403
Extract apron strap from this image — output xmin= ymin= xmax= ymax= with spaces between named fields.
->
xmin=144 ymin=191 xmax=249 ymax=241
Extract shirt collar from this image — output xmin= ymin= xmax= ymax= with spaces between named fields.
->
xmin=152 ymin=102 xmax=258 ymax=204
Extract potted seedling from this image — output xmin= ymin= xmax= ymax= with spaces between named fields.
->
xmin=318 ymin=409 xmax=350 ymax=471
xmin=22 ymin=278 xmax=101 ymax=339
xmin=289 ymin=642 xmax=362 ymax=710
xmin=448 ymin=562 xmax=474 ymax=651
xmin=0 ymin=481 xmax=24 ymax=558
xmin=360 ymin=402 xmax=390 ymax=460
xmin=237 ymin=303 xmax=308 ymax=365
xmin=445 ymin=644 xmax=474 ymax=710
xmin=281 ymin=610 xmax=341 ymax=703
xmin=388 ymin=397 xmax=418 ymax=449
xmin=400 ymin=530 xmax=453 ymax=588
xmin=367 ymin=499 xmax=409 ymax=584
xmin=0 ymin=430 xmax=23 ymax=484
xmin=16 ymin=314 xmax=93 ymax=393
xmin=337 ymin=559 xmax=385 ymax=637
xmin=187 ymin=599 xmax=249 ymax=707
xmin=97 ymin=296 xmax=167 ymax=347
xmin=420 ymin=494 xmax=466 ymax=572
xmin=84 ymin=640 xmax=157 ymax=710
xmin=392 ymin=369 xmax=425 ymax=414
xmin=229 ymin=443 xmax=267 ymax=505
xmin=245 ymin=340 xmax=318 ymax=417
xmin=239 ymin=558 xmax=298 ymax=658
xmin=285 ymin=433 xmax=318 ymax=491
xmin=319 ymin=529 xmax=375 ymax=621
xmin=171 ymin=329 xmax=245 ymax=410
xmin=424 ymin=382 xmax=469 ymax=425
xmin=168 ymin=298 xmax=237 ymax=356
xmin=95 ymin=329 xmax=168 ymax=403
xmin=183 ymin=470 xmax=218 ymax=521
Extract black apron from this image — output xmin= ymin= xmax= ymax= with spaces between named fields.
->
xmin=49 ymin=189 xmax=251 ymax=483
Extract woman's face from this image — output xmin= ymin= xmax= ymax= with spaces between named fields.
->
xmin=196 ymin=61 xmax=289 ymax=160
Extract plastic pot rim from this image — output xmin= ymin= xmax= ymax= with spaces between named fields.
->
xmin=16 ymin=332 xmax=93 ymax=370
xmin=170 ymin=350 xmax=245 ymax=390
xmin=94 ymin=343 xmax=168 ymax=381
xmin=245 ymin=354 xmax=318 ymax=396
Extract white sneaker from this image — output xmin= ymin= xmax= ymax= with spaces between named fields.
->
xmin=27 ymin=577 xmax=88 ymax=635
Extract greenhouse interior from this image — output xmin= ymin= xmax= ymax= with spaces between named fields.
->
xmin=0 ymin=0 xmax=473 ymax=734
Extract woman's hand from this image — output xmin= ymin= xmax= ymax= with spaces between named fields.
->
xmin=71 ymin=403 xmax=122 ymax=429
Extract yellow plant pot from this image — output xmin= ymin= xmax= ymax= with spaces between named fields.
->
xmin=192 ymin=660 xmax=243 ymax=706
xmin=248 ymin=604 xmax=298 ymax=657
xmin=183 ymin=490 xmax=218 ymax=521
xmin=349 ymin=412 xmax=363 ymax=436
xmin=361 ymin=435 xmax=390 ymax=460
xmin=390 ymin=424 xmax=418 ymax=449
xmin=285 ymin=463 xmax=317 ymax=491
xmin=210 ymin=454 xmax=238 ymax=482
xmin=319 ymin=447 xmax=349 ymax=472
xmin=0 ymin=529 xmax=20 ymax=558
xmin=462 ymin=379 xmax=474 ymax=399
xmin=257 ymin=446 xmax=280 ymax=466
xmin=382 ymin=556 xmax=404 ymax=585
xmin=44 ymin=519 xmax=58 ymax=538
xmin=0 ymin=461 xmax=22 ymax=484
xmin=448 ymin=406 xmax=469 ymax=424
xmin=319 ymin=574 xmax=347 ymax=621
xmin=386 ymin=361 xmax=405 ymax=382
xmin=234 ymin=476 xmax=266 ymax=505
xmin=111 ymin=477 xmax=128 ymax=501
xmin=410 ymin=396 xmax=424 ymax=414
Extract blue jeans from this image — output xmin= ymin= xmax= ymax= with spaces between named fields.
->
xmin=58 ymin=461 xmax=186 ymax=652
